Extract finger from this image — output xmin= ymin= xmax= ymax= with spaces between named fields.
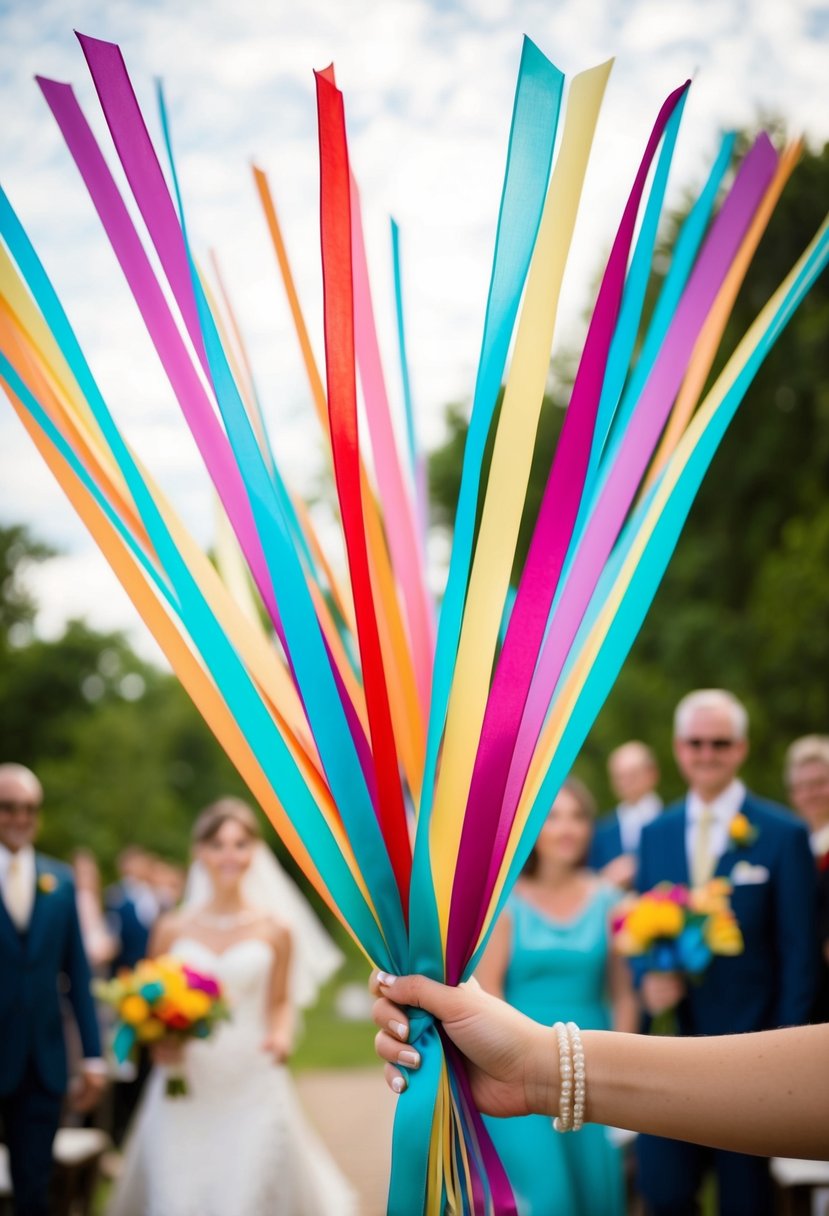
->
xmin=384 ymin=1062 xmax=407 ymax=1094
xmin=377 ymin=973 xmax=465 ymax=1021
xmin=371 ymin=997 xmax=410 ymax=1040
xmin=374 ymin=1029 xmax=421 ymax=1069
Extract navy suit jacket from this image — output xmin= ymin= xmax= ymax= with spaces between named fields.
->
xmin=637 ymin=793 xmax=818 ymax=1035
xmin=589 ymin=813 xmax=624 ymax=869
xmin=0 ymin=854 xmax=101 ymax=1096
xmin=105 ymin=882 xmax=152 ymax=972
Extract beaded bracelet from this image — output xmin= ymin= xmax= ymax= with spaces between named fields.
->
xmin=551 ymin=1021 xmax=572 ymax=1132
xmin=567 ymin=1022 xmax=587 ymax=1131
xmin=552 ymin=1021 xmax=586 ymax=1133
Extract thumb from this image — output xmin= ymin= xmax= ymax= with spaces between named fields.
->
xmin=379 ymin=973 xmax=465 ymax=1021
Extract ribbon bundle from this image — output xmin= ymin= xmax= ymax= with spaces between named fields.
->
xmin=2 ymin=32 xmax=827 ymax=1214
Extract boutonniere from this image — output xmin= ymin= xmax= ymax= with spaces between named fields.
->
xmin=728 ymin=813 xmax=759 ymax=850
xmin=37 ymin=872 xmax=58 ymax=894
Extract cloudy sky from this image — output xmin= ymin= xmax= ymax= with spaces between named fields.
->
xmin=1 ymin=0 xmax=827 ymax=660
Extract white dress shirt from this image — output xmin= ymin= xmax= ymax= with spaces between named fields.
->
xmin=685 ymin=779 xmax=746 ymax=878
xmin=617 ymin=793 xmax=663 ymax=855
xmin=810 ymin=823 xmax=829 ymax=859
xmin=0 ymin=842 xmax=36 ymax=928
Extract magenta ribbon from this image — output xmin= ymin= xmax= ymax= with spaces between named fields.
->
xmin=39 ymin=67 xmax=379 ymax=800
xmin=444 ymin=81 xmax=691 ymax=982
xmin=77 ymin=34 xmax=210 ymax=379
xmin=497 ymin=133 xmax=778 ymax=829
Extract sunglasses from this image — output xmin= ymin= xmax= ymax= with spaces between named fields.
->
xmin=0 ymin=800 xmax=38 ymax=815
xmin=680 ymin=737 xmax=737 ymax=751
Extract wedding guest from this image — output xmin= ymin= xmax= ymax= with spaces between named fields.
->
xmin=635 ymin=690 xmax=817 ymax=1216
xmin=370 ymin=971 xmax=829 ymax=1161
xmin=105 ymin=845 xmax=159 ymax=972
xmin=785 ymin=734 xmax=829 ymax=1022
xmin=0 ymin=763 xmax=105 ymax=1216
xmin=589 ymin=740 xmax=662 ymax=888
xmin=475 ymin=777 xmax=638 ymax=1216
xmin=149 ymin=855 xmax=185 ymax=912
xmin=72 ymin=848 xmax=118 ymax=973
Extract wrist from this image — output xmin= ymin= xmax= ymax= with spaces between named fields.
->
xmin=524 ymin=1024 xmax=560 ymax=1117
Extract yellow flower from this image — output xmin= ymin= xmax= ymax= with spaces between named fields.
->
xmin=176 ymin=989 xmax=212 ymax=1021
xmin=120 ymin=994 xmax=151 ymax=1025
xmin=729 ymin=813 xmax=757 ymax=847
xmin=624 ymin=896 xmax=684 ymax=949
xmin=705 ymin=911 xmax=744 ymax=956
xmin=136 ymin=1017 xmax=167 ymax=1043
xmin=37 ymin=873 xmax=58 ymax=894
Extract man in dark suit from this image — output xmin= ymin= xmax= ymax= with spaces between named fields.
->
xmin=635 ymin=691 xmax=817 ymax=1216
xmin=0 ymin=763 xmax=105 ymax=1216
xmin=105 ymin=845 xmax=158 ymax=973
xmin=589 ymin=740 xmax=662 ymax=888
xmin=785 ymin=734 xmax=829 ymax=1023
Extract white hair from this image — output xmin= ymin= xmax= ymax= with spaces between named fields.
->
xmin=0 ymin=763 xmax=43 ymax=803
xmin=785 ymin=735 xmax=829 ymax=783
xmin=673 ymin=690 xmax=749 ymax=741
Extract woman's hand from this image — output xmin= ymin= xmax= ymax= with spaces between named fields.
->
xmin=150 ymin=1037 xmax=184 ymax=1067
xmin=370 ymin=971 xmax=557 ymax=1119
xmin=262 ymin=1030 xmax=293 ymax=1065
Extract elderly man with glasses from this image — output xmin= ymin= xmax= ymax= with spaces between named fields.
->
xmin=0 ymin=763 xmax=105 ymax=1216
xmin=633 ymin=690 xmax=817 ymax=1216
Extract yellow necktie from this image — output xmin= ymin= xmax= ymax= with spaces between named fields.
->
xmin=691 ymin=805 xmax=716 ymax=888
xmin=5 ymin=855 xmax=32 ymax=930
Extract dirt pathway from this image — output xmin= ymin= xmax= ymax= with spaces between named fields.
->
xmin=297 ymin=1067 xmax=396 ymax=1215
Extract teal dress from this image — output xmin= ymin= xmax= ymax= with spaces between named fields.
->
xmin=483 ymin=883 xmax=625 ymax=1216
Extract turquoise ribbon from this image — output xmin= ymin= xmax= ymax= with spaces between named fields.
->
xmin=397 ymin=39 xmax=565 ymax=1216
xmin=0 ymin=185 xmax=389 ymax=964
xmin=483 ymin=218 xmax=829 ymax=940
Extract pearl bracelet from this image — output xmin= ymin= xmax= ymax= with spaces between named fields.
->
xmin=552 ymin=1021 xmax=586 ymax=1133
xmin=552 ymin=1021 xmax=572 ymax=1132
xmin=568 ymin=1022 xmax=587 ymax=1131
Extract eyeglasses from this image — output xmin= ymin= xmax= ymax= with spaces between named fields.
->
xmin=680 ymin=737 xmax=737 ymax=752
xmin=0 ymin=800 xmax=38 ymax=815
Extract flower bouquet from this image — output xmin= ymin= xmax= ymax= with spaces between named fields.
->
xmin=612 ymin=879 xmax=744 ymax=1033
xmin=94 ymin=955 xmax=230 ymax=1096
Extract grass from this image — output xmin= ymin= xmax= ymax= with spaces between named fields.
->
xmin=292 ymin=929 xmax=379 ymax=1071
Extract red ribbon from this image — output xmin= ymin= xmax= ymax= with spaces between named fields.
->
xmin=315 ymin=68 xmax=411 ymax=914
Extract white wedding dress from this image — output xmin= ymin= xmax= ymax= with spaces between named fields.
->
xmin=107 ymin=937 xmax=357 ymax=1216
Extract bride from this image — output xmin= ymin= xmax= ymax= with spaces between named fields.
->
xmin=107 ymin=797 xmax=357 ymax=1216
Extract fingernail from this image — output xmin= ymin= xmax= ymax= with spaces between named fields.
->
xmin=391 ymin=1020 xmax=408 ymax=1040
xmin=399 ymin=1049 xmax=420 ymax=1068
xmin=377 ymin=971 xmax=398 ymax=987
xmin=391 ymin=1074 xmax=406 ymax=1094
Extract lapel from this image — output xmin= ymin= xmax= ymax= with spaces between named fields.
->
xmin=671 ymin=803 xmax=691 ymax=885
xmin=714 ymin=792 xmax=755 ymax=880
xmin=0 ymin=885 xmax=23 ymax=953
xmin=26 ymin=854 xmax=56 ymax=958
xmin=611 ymin=815 xmax=624 ymax=858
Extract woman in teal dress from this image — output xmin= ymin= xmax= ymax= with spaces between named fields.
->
xmin=477 ymin=777 xmax=638 ymax=1216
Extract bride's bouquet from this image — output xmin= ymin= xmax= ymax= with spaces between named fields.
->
xmin=612 ymin=879 xmax=744 ymax=1033
xmin=95 ymin=955 xmax=230 ymax=1096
